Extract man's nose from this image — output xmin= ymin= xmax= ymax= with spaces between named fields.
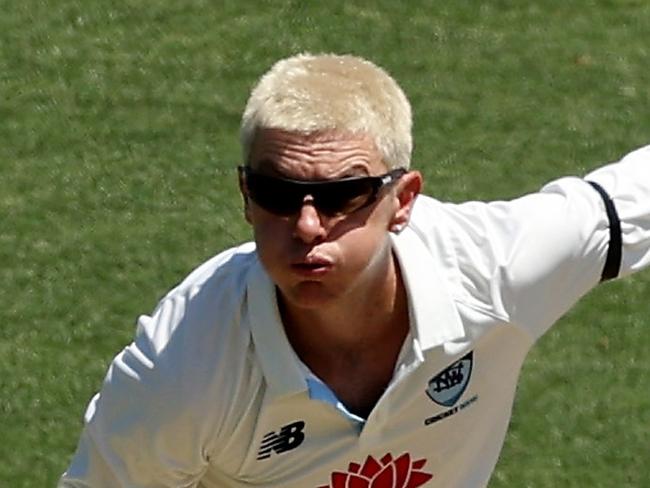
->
xmin=292 ymin=197 xmax=327 ymax=244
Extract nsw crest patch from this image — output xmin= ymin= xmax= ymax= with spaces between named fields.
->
xmin=426 ymin=351 xmax=473 ymax=407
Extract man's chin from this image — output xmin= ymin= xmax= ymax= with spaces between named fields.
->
xmin=279 ymin=281 xmax=341 ymax=310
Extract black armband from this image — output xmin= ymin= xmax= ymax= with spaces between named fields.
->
xmin=586 ymin=181 xmax=622 ymax=282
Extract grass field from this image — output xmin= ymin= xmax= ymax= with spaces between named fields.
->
xmin=2 ymin=1 xmax=649 ymax=486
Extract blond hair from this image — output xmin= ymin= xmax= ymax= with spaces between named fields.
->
xmin=240 ymin=53 xmax=412 ymax=169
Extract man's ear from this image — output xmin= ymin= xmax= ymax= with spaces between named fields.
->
xmin=238 ymin=172 xmax=253 ymax=224
xmin=389 ymin=170 xmax=422 ymax=232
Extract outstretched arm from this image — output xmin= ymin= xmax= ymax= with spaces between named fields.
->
xmin=431 ymin=144 xmax=650 ymax=338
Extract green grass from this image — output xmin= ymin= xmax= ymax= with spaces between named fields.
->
xmin=1 ymin=1 xmax=649 ymax=485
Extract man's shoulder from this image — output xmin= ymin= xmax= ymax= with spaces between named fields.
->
xmin=406 ymin=194 xmax=457 ymax=253
xmin=168 ymin=241 xmax=258 ymax=299
xmin=135 ymin=241 xmax=259 ymax=353
xmin=409 ymin=194 xmax=442 ymax=221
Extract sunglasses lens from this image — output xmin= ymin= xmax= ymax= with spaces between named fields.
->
xmin=246 ymin=173 xmax=303 ymax=215
xmin=314 ymin=179 xmax=375 ymax=216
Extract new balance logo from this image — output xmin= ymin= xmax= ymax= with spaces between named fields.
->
xmin=257 ymin=420 xmax=306 ymax=460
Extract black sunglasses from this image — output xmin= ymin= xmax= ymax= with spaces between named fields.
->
xmin=239 ymin=166 xmax=407 ymax=217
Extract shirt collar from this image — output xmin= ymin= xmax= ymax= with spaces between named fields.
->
xmin=390 ymin=227 xmax=465 ymax=351
xmin=246 ymin=257 xmax=307 ymax=398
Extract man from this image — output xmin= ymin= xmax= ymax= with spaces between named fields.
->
xmin=60 ymin=53 xmax=650 ymax=487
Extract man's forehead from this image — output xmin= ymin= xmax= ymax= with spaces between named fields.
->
xmin=248 ymin=128 xmax=386 ymax=174
xmin=251 ymin=128 xmax=374 ymax=146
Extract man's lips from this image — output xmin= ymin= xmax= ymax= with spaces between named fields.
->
xmin=290 ymin=257 xmax=334 ymax=276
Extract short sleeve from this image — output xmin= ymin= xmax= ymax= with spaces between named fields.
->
xmin=59 ymin=245 xmax=257 ymax=487
xmin=59 ymin=299 xmax=215 ymax=487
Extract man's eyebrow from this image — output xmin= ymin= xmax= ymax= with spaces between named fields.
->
xmin=336 ymin=166 xmax=371 ymax=178
xmin=249 ymin=159 xmax=278 ymax=174
xmin=249 ymin=160 xmax=371 ymax=180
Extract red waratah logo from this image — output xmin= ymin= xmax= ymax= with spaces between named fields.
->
xmin=318 ymin=452 xmax=433 ymax=488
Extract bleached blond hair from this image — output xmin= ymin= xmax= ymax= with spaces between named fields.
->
xmin=240 ymin=53 xmax=413 ymax=169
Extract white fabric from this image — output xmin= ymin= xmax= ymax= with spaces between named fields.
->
xmin=59 ymin=145 xmax=650 ymax=487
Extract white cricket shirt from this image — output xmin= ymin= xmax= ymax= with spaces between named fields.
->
xmin=60 ymin=146 xmax=650 ymax=487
